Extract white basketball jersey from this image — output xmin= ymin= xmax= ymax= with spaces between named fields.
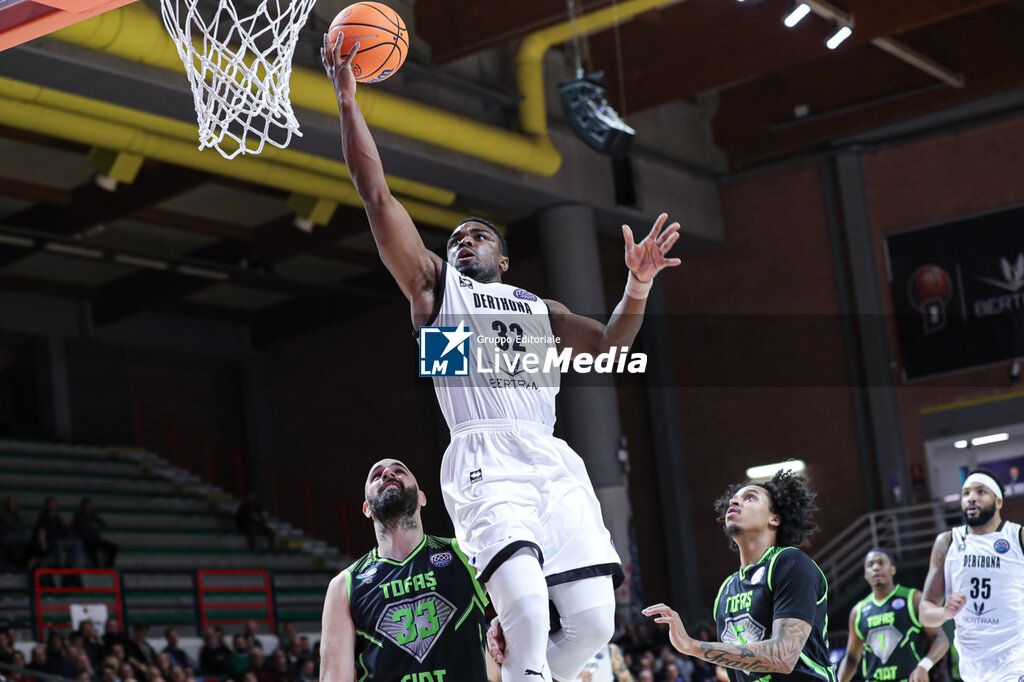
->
xmin=428 ymin=263 xmax=559 ymax=429
xmin=944 ymin=520 xmax=1024 ymax=662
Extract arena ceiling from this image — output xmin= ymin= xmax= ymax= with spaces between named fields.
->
xmin=0 ymin=0 xmax=1022 ymax=341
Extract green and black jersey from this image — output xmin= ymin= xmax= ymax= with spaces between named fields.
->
xmin=343 ymin=535 xmax=489 ymax=682
xmin=713 ymin=546 xmax=836 ymax=682
xmin=852 ymin=585 xmax=924 ymax=682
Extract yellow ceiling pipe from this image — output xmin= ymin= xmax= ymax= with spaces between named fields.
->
xmin=46 ymin=0 xmax=680 ymax=178
xmin=0 ymin=76 xmax=454 ymax=208
xmin=516 ymin=0 xmax=682 ymax=138
xmin=0 ymin=95 xmax=467 ymax=229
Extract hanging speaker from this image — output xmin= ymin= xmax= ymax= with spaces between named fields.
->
xmin=559 ymin=72 xmax=635 ymax=158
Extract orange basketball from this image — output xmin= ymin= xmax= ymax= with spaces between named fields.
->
xmin=328 ymin=2 xmax=408 ymax=84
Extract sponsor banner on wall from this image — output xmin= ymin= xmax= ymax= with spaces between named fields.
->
xmin=885 ymin=205 xmax=1024 ymax=380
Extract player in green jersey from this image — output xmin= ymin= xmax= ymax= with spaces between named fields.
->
xmin=320 ymin=459 xmax=491 ymax=682
xmin=643 ymin=469 xmax=835 ymax=681
xmin=837 ymin=548 xmax=948 ymax=682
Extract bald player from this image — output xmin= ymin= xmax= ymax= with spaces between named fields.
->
xmin=320 ymin=459 xmax=490 ymax=682
xmin=919 ymin=468 xmax=1024 ymax=682
xmin=837 ymin=548 xmax=948 ymax=682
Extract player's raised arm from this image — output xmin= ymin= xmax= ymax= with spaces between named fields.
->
xmin=837 ymin=605 xmax=865 ymax=682
xmin=322 ymin=37 xmax=442 ymax=320
xmin=546 ymin=213 xmax=681 ymax=355
xmin=319 ymin=572 xmax=356 ymax=682
xmin=918 ymin=532 xmax=963 ymax=627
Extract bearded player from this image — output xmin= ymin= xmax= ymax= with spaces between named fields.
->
xmin=918 ymin=468 xmax=1024 ymax=682
xmin=837 ymin=548 xmax=948 ymax=682
xmin=320 ymin=459 xmax=490 ymax=682
xmin=643 ymin=470 xmax=835 ymax=681
xmin=323 ymin=36 xmax=682 ymax=682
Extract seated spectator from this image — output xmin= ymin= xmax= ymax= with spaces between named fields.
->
xmin=169 ymin=666 xmax=187 ymax=682
xmin=0 ymin=496 xmax=30 ymax=568
xmin=249 ymin=649 xmax=272 ymax=682
xmin=226 ymin=634 xmax=251 ymax=682
xmin=243 ymin=621 xmax=263 ymax=651
xmin=276 ymin=623 xmax=296 ymax=654
xmin=26 ymin=646 xmax=48 ymax=676
xmin=154 ymin=652 xmax=175 ymax=680
xmin=265 ymin=649 xmax=291 ymax=682
xmin=0 ymin=629 xmax=15 ymax=665
xmin=292 ymin=659 xmax=315 ymax=682
xmin=125 ymin=623 xmax=157 ymax=678
xmin=73 ymin=499 xmax=118 ymax=568
xmin=199 ymin=627 xmax=230 ymax=676
xmin=119 ymin=662 xmax=137 ymax=682
xmin=45 ymin=630 xmax=68 ymax=675
xmin=99 ymin=663 xmax=117 ymax=682
xmin=162 ymin=628 xmax=193 ymax=671
xmin=74 ymin=672 xmax=91 ymax=682
xmin=105 ymin=621 xmax=130 ymax=655
xmin=235 ymin=492 xmax=274 ymax=551
xmin=24 ymin=528 xmax=53 ymax=574
xmin=638 ymin=671 xmax=654 ymax=682
xmin=80 ymin=620 xmax=106 ymax=668
xmin=242 ymin=672 xmax=259 ymax=682
xmin=35 ymin=497 xmax=81 ymax=570
xmin=8 ymin=651 xmax=31 ymax=682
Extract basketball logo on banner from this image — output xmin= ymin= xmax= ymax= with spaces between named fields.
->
xmin=908 ymin=265 xmax=952 ymax=335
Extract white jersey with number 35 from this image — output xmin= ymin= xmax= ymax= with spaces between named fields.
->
xmin=944 ymin=520 xmax=1024 ymax=664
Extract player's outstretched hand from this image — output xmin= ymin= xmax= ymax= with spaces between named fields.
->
xmin=643 ymin=603 xmax=694 ymax=655
xmin=321 ymin=35 xmax=359 ymax=103
xmin=945 ymin=591 xmax=967 ymax=619
xmin=486 ymin=616 xmax=505 ymax=664
xmin=622 ymin=213 xmax=682 ymax=283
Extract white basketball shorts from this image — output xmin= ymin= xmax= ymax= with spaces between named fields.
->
xmin=439 ymin=419 xmax=622 ymax=585
xmin=959 ymin=640 xmax=1024 ymax=682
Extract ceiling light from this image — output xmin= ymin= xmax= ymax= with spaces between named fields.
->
xmin=746 ymin=460 xmax=806 ymax=480
xmin=826 ymin=25 xmax=852 ymax=49
xmin=784 ymin=3 xmax=811 ymax=27
xmin=954 ymin=440 xmax=968 ymax=449
xmin=971 ymin=432 xmax=1009 ymax=446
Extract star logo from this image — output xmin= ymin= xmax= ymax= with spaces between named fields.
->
xmin=418 ymin=321 xmax=472 ymax=377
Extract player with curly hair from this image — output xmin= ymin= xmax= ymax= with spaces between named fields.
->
xmin=643 ymin=469 xmax=836 ymax=681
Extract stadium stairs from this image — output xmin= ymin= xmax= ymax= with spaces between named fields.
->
xmin=0 ymin=439 xmax=344 ymax=636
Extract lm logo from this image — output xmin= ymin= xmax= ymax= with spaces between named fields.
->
xmin=419 ymin=321 xmax=472 ymax=377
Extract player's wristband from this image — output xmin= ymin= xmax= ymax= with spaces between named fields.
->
xmin=626 ymin=272 xmax=653 ymax=299
xmin=917 ymin=656 xmax=934 ymax=672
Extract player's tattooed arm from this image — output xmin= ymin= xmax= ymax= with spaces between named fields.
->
xmin=643 ymin=604 xmax=810 ymax=674
xmin=918 ymin=531 xmax=962 ymax=627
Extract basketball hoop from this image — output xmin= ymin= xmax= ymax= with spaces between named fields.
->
xmin=159 ymin=0 xmax=318 ymax=159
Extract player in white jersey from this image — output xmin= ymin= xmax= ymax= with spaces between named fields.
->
xmin=323 ymin=38 xmax=682 ymax=682
xmin=918 ymin=468 xmax=1024 ymax=682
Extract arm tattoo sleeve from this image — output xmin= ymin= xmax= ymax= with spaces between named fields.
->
xmin=922 ymin=533 xmax=951 ymax=605
xmin=694 ymin=618 xmax=811 ymax=674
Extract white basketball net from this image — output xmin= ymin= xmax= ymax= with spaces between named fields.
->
xmin=160 ymin=0 xmax=319 ymax=159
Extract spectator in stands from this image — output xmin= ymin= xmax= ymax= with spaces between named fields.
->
xmin=24 ymin=527 xmax=53 ymax=574
xmin=153 ymin=652 xmax=175 ymax=680
xmin=242 ymin=672 xmax=259 ymax=682
xmin=35 ymin=497 xmax=80 ymax=571
xmin=0 ymin=629 xmax=15 ymax=665
xmin=227 ymin=634 xmax=251 ymax=682
xmin=26 ymin=645 xmax=48 ymax=676
xmin=73 ymin=499 xmax=118 ymax=568
xmin=78 ymin=621 xmax=105 ymax=668
xmin=1 ymin=496 xmax=30 ymax=568
xmin=266 ymin=648 xmax=290 ymax=682
xmin=125 ymin=623 xmax=157 ymax=678
xmin=248 ymin=648 xmax=270 ymax=682
xmin=45 ymin=630 xmax=69 ymax=675
xmin=236 ymin=493 xmax=275 ymax=551
xmin=104 ymin=621 xmax=130 ymax=655
xmin=100 ymin=663 xmax=117 ymax=682
xmin=276 ymin=623 xmax=296 ymax=654
xmin=8 ymin=651 xmax=30 ymax=682
xmin=75 ymin=672 xmax=91 ymax=682
xmin=161 ymin=628 xmax=192 ymax=672
xmin=119 ymin=662 xmax=137 ymax=682
xmin=292 ymin=659 xmax=315 ymax=682
xmin=199 ymin=627 xmax=230 ymax=676
xmin=243 ymin=621 xmax=263 ymax=651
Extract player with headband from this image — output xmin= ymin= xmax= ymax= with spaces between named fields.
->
xmin=919 ymin=468 xmax=1024 ymax=682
